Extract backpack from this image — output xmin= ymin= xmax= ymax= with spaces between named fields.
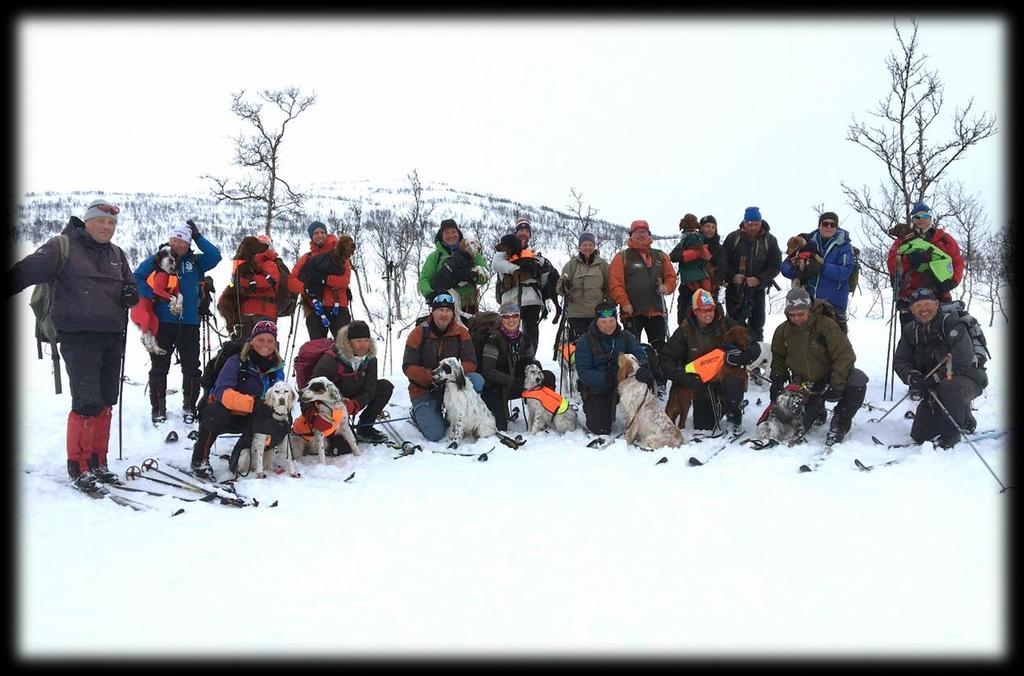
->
xmin=198 ymin=336 xmax=246 ymax=407
xmin=293 ymin=337 xmax=337 ymax=389
xmin=29 ymin=234 xmax=71 ymax=346
xmin=199 ymin=275 xmax=216 ymax=320
xmin=941 ymin=301 xmax=990 ymax=369
xmin=274 ymin=258 xmax=298 ymax=318
xmin=467 ymin=311 xmax=501 ymax=364
xmin=848 ymin=246 xmax=861 ymax=295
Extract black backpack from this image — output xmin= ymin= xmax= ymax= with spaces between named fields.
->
xmin=941 ymin=301 xmax=991 ymax=369
xmin=198 ymin=336 xmax=246 ymax=410
xmin=848 ymin=246 xmax=862 ymax=295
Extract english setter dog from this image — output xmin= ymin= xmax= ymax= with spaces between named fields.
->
xmin=664 ymin=324 xmax=752 ymax=429
xmin=522 ymin=363 xmax=578 ymax=434
xmin=245 ymin=381 xmax=299 ymax=479
xmin=431 ymin=357 xmax=497 ymax=444
xmin=291 ymin=376 xmax=360 ymax=467
xmin=756 ymin=384 xmax=812 ymax=444
xmin=616 ymin=353 xmax=685 ymax=450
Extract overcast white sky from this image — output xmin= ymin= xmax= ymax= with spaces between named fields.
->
xmin=18 ymin=15 xmax=1007 ymax=238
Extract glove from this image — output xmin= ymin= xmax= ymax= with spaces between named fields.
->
xmin=311 ymin=299 xmax=326 ymax=316
xmin=343 ymin=398 xmax=359 ymax=417
xmin=905 ymin=249 xmax=932 ymax=266
xmin=252 ymin=400 xmax=275 ymax=420
xmin=248 ymin=279 xmax=258 ymax=291
xmin=769 ymin=377 xmax=786 ymax=403
xmin=346 ymin=288 xmax=353 ymax=302
xmin=906 ymin=369 xmax=928 ymax=394
xmin=634 ymin=366 xmax=654 ymax=385
xmin=733 ymin=343 xmax=761 ymax=367
xmin=120 ymin=283 xmax=138 ymax=308
xmin=264 ymin=274 xmax=277 ymax=289
xmin=331 ymin=303 xmax=340 ymax=316
xmin=186 ymin=219 xmax=200 ymax=240
xmin=725 ymin=349 xmax=745 ymax=367
xmin=824 ymin=384 xmax=845 ymax=402
xmin=677 ymin=372 xmax=702 ymax=389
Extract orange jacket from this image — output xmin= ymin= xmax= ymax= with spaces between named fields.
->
xmin=146 ymin=270 xmax=178 ymax=300
xmin=287 ymin=234 xmax=340 ymax=295
xmin=608 ymin=240 xmax=677 ymax=318
xmin=234 ymin=252 xmax=281 ymax=317
xmin=292 ymin=407 xmax=345 ymax=440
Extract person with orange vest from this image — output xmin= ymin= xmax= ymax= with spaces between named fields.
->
xmin=288 ymin=220 xmax=340 ymax=340
xmin=231 ymin=234 xmax=282 ymax=340
xmin=133 ymin=221 xmax=222 ymax=426
xmin=491 ymin=218 xmax=559 ymax=354
xmin=298 ymin=234 xmax=356 ymax=339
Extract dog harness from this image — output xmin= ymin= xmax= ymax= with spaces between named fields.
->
xmin=522 ymin=387 xmax=569 ymax=415
xmin=292 ymin=406 xmax=345 ymax=440
xmin=146 ymin=270 xmax=179 ymax=296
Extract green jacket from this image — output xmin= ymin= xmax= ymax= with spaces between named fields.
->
xmin=558 ymin=252 xmax=610 ymax=319
xmin=896 ymin=238 xmax=955 ymax=284
xmin=417 ymin=242 xmax=488 ymax=306
xmin=770 ymin=300 xmax=856 ymax=388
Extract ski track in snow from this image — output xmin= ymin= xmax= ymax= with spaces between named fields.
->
xmin=13 ymin=240 xmax=1009 ymax=658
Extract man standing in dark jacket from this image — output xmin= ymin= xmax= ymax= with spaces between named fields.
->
xmin=133 ymin=221 xmax=222 ymax=425
xmin=722 ymin=207 xmax=781 ymax=342
xmin=699 ymin=215 xmax=729 ymax=305
xmin=8 ymin=199 xmax=139 ymax=491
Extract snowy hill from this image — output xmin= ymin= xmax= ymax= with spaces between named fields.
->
xmin=12 ymin=188 xmax=1011 ymax=658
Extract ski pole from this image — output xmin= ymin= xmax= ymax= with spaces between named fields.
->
xmin=118 ymin=308 xmax=128 ymax=460
xmin=140 ymin=458 xmax=246 ymax=506
xmin=868 ymin=354 xmax=950 ymax=423
xmin=124 ymin=467 xmax=217 ymax=501
xmin=926 ymin=390 xmax=1011 ymax=493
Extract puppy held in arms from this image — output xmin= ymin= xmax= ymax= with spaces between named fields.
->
xmin=245 ymin=381 xmax=299 ymax=479
xmin=522 ymin=363 xmax=578 ymax=434
xmin=431 ymin=356 xmax=496 ymax=445
xmin=616 ymin=353 xmax=685 ymax=449
xmin=291 ymin=376 xmax=360 ymax=467
xmin=129 ymin=244 xmax=183 ymax=355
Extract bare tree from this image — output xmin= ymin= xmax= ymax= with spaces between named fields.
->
xmin=842 ymin=19 xmax=996 ymax=254
xmin=366 ymin=207 xmax=423 ymax=322
xmin=203 ymin=87 xmax=317 ymax=236
xmin=972 ymin=224 xmax=1010 ymax=326
xmin=562 ymin=187 xmax=599 ymax=256
xmin=402 ymin=169 xmax=435 ymax=276
xmin=934 ymin=180 xmax=989 ymax=309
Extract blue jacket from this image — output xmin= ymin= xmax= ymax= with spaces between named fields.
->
xmin=574 ymin=323 xmax=648 ymax=396
xmin=133 ymin=235 xmax=222 ymax=326
xmin=212 ymin=351 xmax=285 ymax=406
xmin=780 ymin=228 xmax=854 ymax=313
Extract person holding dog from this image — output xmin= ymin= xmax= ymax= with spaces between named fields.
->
xmin=288 ymin=220 xmax=340 ymax=341
xmin=190 ymin=319 xmax=288 ymax=479
xmin=892 ymin=287 xmax=986 ymax=448
xmin=492 ymin=217 xmax=559 ymax=353
xmin=134 ymin=220 xmax=222 ymax=425
xmin=309 ymin=319 xmax=394 ymax=450
xmin=722 ymin=207 xmax=782 ymax=342
xmin=574 ymin=301 xmax=652 ymax=436
xmin=558 ymin=232 xmax=610 ymax=342
xmin=226 ymin=235 xmax=283 ymax=340
xmin=768 ymin=288 xmax=868 ymax=446
xmin=418 ymin=218 xmax=489 ymax=315
xmin=698 ymin=215 xmax=729 ymax=305
xmin=299 ymin=234 xmax=356 ymax=339
xmin=9 ymin=199 xmax=138 ymax=491
xmin=669 ymin=213 xmax=716 ymax=327
xmin=403 ymin=293 xmax=486 ymax=442
xmin=780 ymin=211 xmax=855 ymax=334
xmin=659 ymin=289 xmax=761 ymax=432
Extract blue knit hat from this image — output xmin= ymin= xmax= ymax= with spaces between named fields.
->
xmin=307 ymin=221 xmax=327 ymax=239
xmin=743 ymin=206 xmax=762 ymax=222
xmin=578 ymin=232 xmax=596 ymax=246
xmin=910 ymin=201 xmax=931 ymax=216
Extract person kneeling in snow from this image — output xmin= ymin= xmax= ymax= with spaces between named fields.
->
xmin=190 ymin=320 xmax=288 ymax=479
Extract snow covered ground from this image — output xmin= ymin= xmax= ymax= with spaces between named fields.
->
xmin=14 ymin=242 xmax=1010 ymax=659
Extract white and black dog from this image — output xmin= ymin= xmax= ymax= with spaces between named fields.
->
xmin=291 ymin=376 xmax=360 ymax=466
xmin=756 ymin=385 xmax=812 ymax=444
xmin=245 ymin=381 xmax=299 ymax=479
xmin=431 ymin=356 xmax=497 ymax=444
xmin=522 ymin=363 xmax=578 ymax=434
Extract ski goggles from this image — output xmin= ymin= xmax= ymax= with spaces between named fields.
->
xmin=595 ymin=307 xmax=617 ymax=318
xmin=93 ymin=203 xmax=120 ymax=215
xmin=911 ymin=212 xmax=932 ymax=220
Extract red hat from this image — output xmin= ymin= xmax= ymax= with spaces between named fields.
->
xmin=630 ymin=220 xmax=651 ymax=234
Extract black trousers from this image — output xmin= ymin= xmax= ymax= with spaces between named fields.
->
xmin=582 ymin=390 xmax=617 ymax=435
xmin=725 ymin=286 xmax=767 ymax=342
xmin=305 ymin=307 xmax=352 ymax=341
xmin=690 ymin=376 xmax=745 ymax=431
xmin=192 ymin=400 xmax=290 ymax=462
xmin=911 ymin=376 xmax=982 ymax=444
xmin=327 ymin=379 xmax=395 ymax=453
xmin=798 ymin=368 xmax=869 ymax=432
xmin=149 ymin=322 xmax=201 ymax=379
xmin=623 ymin=315 xmax=668 ymax=352
xmin=58 ymin=330 xmax=124 ymax=417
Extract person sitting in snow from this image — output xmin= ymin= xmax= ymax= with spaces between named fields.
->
xmin=892 ymin=287 xmax=986 ymax=448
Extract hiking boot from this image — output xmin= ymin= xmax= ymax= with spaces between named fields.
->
xmin=725 ymin=408 xmax=743 ymax=427
xmin=964 ymin=410 xmax=978 ymax=435
xmin=936 ymin=434 xmax=959 ymax=450
xmin=71 ymin=471 xmax=99 ymax=493
xmin=150 ymin=375 xmax=167 ymax=425
xmin=355 ymin=426 xmax=387 ymax=444
xmin=814 ymin=407 xmax=828 ymax=427
xmin=182 ymin=375 xmax=201 ymax=423
xmin=825 ymin=425 xmax=847 ymax=446
xmin=190 ymin=459 xmax=216 ymax=481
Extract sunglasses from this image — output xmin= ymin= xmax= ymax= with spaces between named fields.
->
xmin=500 ymin=313 xmax=521 ymax=319
xmin=93 ymin=203 xmax=120 ymax=215
xmin=251 ymin=320 xmax=277 ymax=333
xmin=912 ymin=212 xmax=932 ymax=220
xmin=595 ymin=308 xmax=617 ymax=318
xmin=820 ymin=220 xmax=837 ymax=227
xmin=432 ymin=293 xmax=455 ymax=304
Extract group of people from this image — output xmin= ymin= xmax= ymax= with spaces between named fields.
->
xmin=8 ymin=197 xmax=984 ymax=491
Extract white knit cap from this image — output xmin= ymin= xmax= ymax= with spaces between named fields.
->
xmin=168 ymin=224 xmax=192 ymax=244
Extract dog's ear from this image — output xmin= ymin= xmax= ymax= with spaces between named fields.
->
xmin=455 ymin=370 xmax=467 ymax=390
xmin=786 ymin=236 xmax=805 ymax=256
xmin=616 ymin=356 xmax=632 ymax=384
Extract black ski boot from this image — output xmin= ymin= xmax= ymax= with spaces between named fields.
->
xmin=825 ymin=424 xmax=848 ymax=447
xmin=182 ymin=375 xmax=202 ymax=424
xmin=87 ymin=454 xmax=120 ymax=485
xmin=68 ymin=460 xmax=99 ymax=493
xmin=355 ymin=425 xmax=387 ymax=444
xmin=964 ymin=410 xmax=978 ymax=435
xmin=150 ymin=374 xmax=168 ymax=425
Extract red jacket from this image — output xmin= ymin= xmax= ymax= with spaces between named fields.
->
xmin=886 ymin=226 xmax=964 ymax=302
xmin=235 ymin=250 xmax=281 ymax=317
xmin=287 ymin=234 xmax=339 ymax=295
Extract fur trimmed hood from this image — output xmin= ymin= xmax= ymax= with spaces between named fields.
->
xmin=334 ymin=321 xmax=378 ymax=363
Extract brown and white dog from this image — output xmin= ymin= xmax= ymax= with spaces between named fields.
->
xmin=664 ymin=324 xmax=752 ymax=429
xmin=616 ymin=353 xmax=685 ymax=449
xmin=246 ymin=381 xmax=299 ymax=479
xmin=291 ymin=376 xmax=360 ymax=466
